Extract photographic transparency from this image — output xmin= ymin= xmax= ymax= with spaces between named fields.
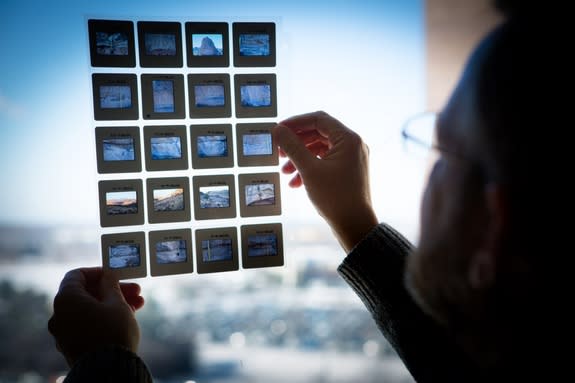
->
xmin=100 ymin=85 xmax=131 ymax=109
xmin=197 ymin=135 xmax=227 ymax=158
xmin=145 ymin=33 xmax=176 ymax=56
xmin=247 ymin=234 xmax=277 ymax=257
xmin=243 ymin=133 xmax=272 ymax=156
xmin=239 ymin=34 xmax=270 ymax=56
xmin=152 ymin=80 xmax=175 ymax=113
xmin=103 ymin=137 xmax=135 ymax=161
xmin=106 ymin=191 xmax=137 ymax=215
xmin=109 ymin=244 xmax=140 ymax=268
xmin=151 ymin=136 xmax=182 ymax=160
xmin=194 ymin=85 xmax=225 ymax=107
xmin=153 ymin=188 xmax=184 ymax=211
xmin=156 ymin=240 xmax=187 ymax=264
xmin=192 ymin=34 xmax=223 ymax=56
xmin=199 ymin=185 xmax=230 ymax=208
xmin=97 ymin=32 xmax=129 ymax=56
xmin=245 ymin=183 xmax=275 ymax=206
xmin=240 ymin=84 xmax=271 ymax=107
xmin=201 ymin=239 xmax=233 ymax=262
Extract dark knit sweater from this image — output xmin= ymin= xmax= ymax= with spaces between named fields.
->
xmin=63 ymin=346 xmax=152 ymax=383
xmin=338 ymin=223 xmax=480 ymax=382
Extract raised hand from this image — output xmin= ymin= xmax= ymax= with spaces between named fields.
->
xmin=274 ymin=111 xmax=378 ymax=251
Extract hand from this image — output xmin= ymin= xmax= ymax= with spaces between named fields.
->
xmin=48 ymin=267 xmax=145 ymax=367
xmin=273 ymin=111 xmax=378 ymax=252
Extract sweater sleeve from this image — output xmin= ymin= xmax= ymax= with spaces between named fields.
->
xmin=63 ymin=346 xmax=153 ymax=383
xmin=338 ymin=223 xmax=479 ymax=382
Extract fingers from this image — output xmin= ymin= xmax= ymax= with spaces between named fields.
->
xmin=273 ymin=124 xmax=316 ymax=176
xmin=126 ymin=295 xmax=145 ymax=311
xmin=307 ymin=141 xmax=330 ymax=159
xmin=280 ymin=111 xmax=347 ymax=138
xmin=98 ymin=269 xmax=127 ymax=305
xmin=289 ymin=174 xmax=303 ymax=188
xmin=120 ymin=282 xmax=141 ymax=298
xmin=56 ymin=267 xmax=106 ymax=304
xmin=120 ymin=283 xmax=145 ymax=311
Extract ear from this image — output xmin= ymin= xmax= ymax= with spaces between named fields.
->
xmin=468 ymin=183 xmax=508 ymax=290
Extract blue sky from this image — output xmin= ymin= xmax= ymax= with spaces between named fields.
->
xmin=0 ymin=0 xmax=425 ymax=237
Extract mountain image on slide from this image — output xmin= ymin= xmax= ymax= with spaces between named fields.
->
xmin=106 ymin=196 xmax=138 ymax=215
xmin=199 ymin=189 xmax=229 ymax=208
xmin=193 ymin=36 xmax=223 ymax=56
xmin=153 ymin=189 xmax=184 ymax=212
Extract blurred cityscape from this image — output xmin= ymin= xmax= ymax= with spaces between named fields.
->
xmin=0 ymin=223 xmax=414 ymax=383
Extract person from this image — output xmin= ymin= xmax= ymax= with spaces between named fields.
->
xmin=49 ymin=2 xmax=558 ymax=381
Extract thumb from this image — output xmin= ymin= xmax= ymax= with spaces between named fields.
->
xmin=273 ymin=124 xmax=316 ymax=176
xmin=99 ymin=270 xmax=128 ymax=305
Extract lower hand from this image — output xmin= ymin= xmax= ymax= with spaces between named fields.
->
xmin=48 ymin=267 xmax=144 ymax=366
xmin=273 ymin=111 xmax=378 ymax=252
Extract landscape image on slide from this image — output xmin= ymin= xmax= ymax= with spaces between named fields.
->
xmin=243 ymin=133 xmax=272 ymax=156
xmin=202 ymin=239 xmax=232 ymax=262
xmin=151 ymin=136 xmax=182 ymax=160
xmin=192 ymin=34 xmax=223 ymax=56
xmin=96 ymin=32 xmax=129 ymax=55
xmin=145 ymin=33 xmax=176 ymax=56
xmin=100 ymin=85 xmax=131 ymax=109
xmin=199 ymin=185 xmax=230 ymax=208
xmin=106 ymin=191 xmax=138 ymax=215
xmin=245 ymin=183 xmax=275 ymax=206
xmin=194 ymin=85 xmax=225 ymax=107
xmin=247 ymin=234 xmax=277 ymax=257
xmin=240 ymin=84 xmax=271 ymax=107
xmin=197 ymin=135 xmax=227 ymax=158
xmin=156 ymin=240 xmax=187 ymax=264
xmin=109 ymin=244 xmax=141 ymax=268
xmin=153 ymin=188 xmax=184 ymax=212
xmin=239 ymin=34 xmax=270 ymax=56
xmin=103 ymin=137 xmax=135 ymax=161
xmin=152 ymin=80 xmax=175 ymax=113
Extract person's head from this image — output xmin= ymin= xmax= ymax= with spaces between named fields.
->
xmin=404 ymin=1 xmax=558 ymax=371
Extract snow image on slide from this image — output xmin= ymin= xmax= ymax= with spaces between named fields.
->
xmin=248 ymin=234 xmax=277 ymax=257
xmin=243 ymin=133 xmax=272 ymax=156
xmin=145 ymin=33 xmax=176 ymax=56
xmin=245 ymin=184 xmax=275 ymax=206
xmin=156 ymin=240 xmax=187 ymax=264
xmin=103 ymin=137 xmax=135 ymax=161
xmin=239 ymin=34 xmax=270 ymax=56
xmin=100 ymin=85 xmax=131 ymax=109
xmin=194 ymin=85 xmax=225 ymax=107
xmin=109 ymin=244 xmax=140 ymax=268
xmin=240 ymin=85 xmax=271 ymax=107
xmin=202 ymin=239 xmax=232 ymax=262
xmin=197 ymin=135 xmax=227 ymax=157
xmin=199 ymin=186 xmax=230 ymax=208
xmin=151 ymin=137 xmax=182 ymax=160
xmin=152 ymin=80 xmax=175 ymax=113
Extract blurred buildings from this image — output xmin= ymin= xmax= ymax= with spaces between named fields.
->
xmin=0 ymin=223 xmax=414 ymax=383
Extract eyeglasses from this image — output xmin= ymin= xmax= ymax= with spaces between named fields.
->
xmin=401 ymin=111 xmax=486 ymax=178
xmin=401 ymin=111 xmax=441 ymax=164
